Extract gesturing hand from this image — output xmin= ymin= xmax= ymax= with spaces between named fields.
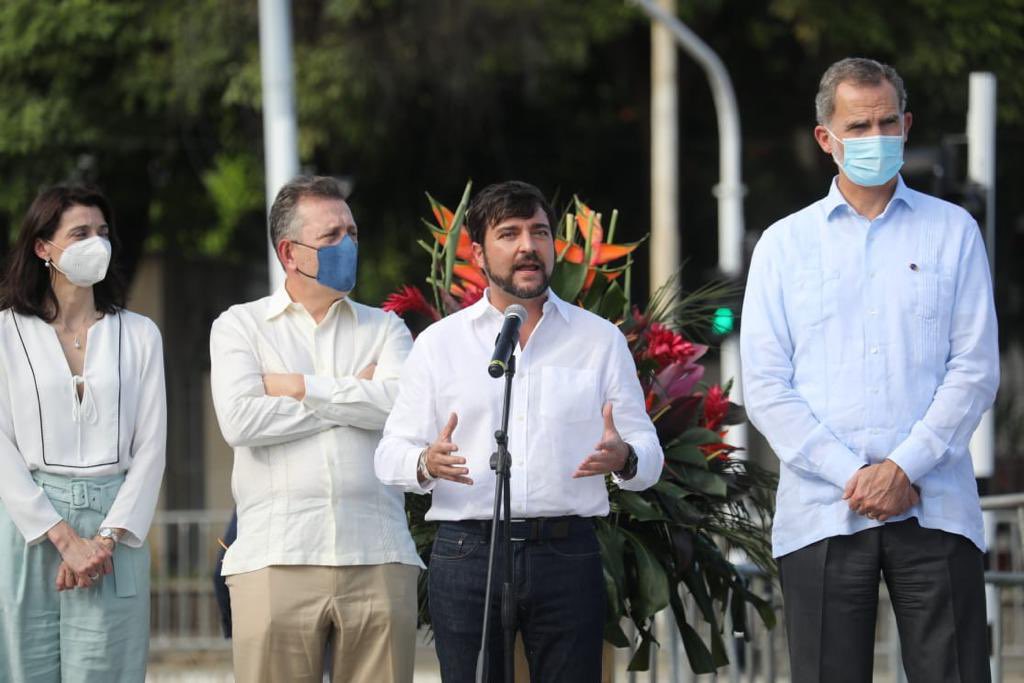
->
xmin=573 ymin=403 xmax=629 ymax=478
xmin=424 ymin=413 xmax=472 ymax=485
xmin=843 ymin=460 xmax=919 ymax=522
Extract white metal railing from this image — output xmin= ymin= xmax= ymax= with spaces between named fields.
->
xmin=147 ymin=498 xmax=1024 ymax=680
xmin=149 ymin=509 xmax=234 ymax=652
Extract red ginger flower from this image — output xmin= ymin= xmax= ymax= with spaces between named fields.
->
xmin=644 ymin=323 xmax=696 ymax=367
xmin=702 ymin=384 xmax=730 ymax=432
xmin=382 ymin=285 xmax=441 ymax=321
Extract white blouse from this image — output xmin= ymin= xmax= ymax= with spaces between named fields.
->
xmin=0 ymin=309 xmax=166 ymax=547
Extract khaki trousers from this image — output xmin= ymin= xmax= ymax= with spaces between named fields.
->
xmin=226 ymin=563 xmax=419 ymax=683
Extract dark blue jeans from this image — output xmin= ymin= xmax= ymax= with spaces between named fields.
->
xmin=428 ymin=518 xmax=605 ymax=683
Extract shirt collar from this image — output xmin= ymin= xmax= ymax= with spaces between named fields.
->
xmin=265 ymin=285 xmax=356 ymax=323
xmin=823 ymin=174 xmax=916 ymax=220
xmin=467 ymin=287 xmax=573 ymax=324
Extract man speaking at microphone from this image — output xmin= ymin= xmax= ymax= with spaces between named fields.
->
xmin=375 ymin=180 xmax=663 ymax=682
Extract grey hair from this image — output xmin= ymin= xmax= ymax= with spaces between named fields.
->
xmin=268 ymin=175 xmax=348 ymax=247
xmin=815 ymin=57 xmax=907 ymax=125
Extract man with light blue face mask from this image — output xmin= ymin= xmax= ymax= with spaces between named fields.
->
xmin=209 ymin=175 xmax=422 ymax=683
xmin=741 ymin=58 xmax=998 ymax=682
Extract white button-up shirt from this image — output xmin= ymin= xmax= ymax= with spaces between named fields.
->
xmin=741 ymin=176 xmax=999 ymax=557
xmin=210 ymin=287 xmax=422 ymax=575
xmin=375 ymin=289 xmax=663 ymax=521
xmin=0 ymin=310 xmax=166 ymax=546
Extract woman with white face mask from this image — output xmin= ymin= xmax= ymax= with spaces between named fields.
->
xmin=0 ymin=184 xmax=166 ymax=682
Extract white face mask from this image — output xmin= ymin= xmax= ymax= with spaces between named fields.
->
xmin=47 ymin=235 xmax=112 ymax=287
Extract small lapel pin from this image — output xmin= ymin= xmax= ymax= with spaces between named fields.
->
xmin=909 ymin=263 xmax=919 ymax=271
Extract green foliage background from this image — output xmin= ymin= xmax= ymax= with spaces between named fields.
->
xmin=2 ymin=0 xmax=1022 ymax=310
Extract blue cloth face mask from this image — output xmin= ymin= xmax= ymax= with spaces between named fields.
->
xmin=294 ymin=234 xmax=358 ymax=293
xmin=826 ymin=126 xmax=905 ymax=187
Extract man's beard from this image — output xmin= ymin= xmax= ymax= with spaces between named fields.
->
xmin=482 ymin=251 xmax=550 ymax=300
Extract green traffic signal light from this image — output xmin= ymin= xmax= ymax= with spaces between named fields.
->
xmin=712 ymin=307 xmax=734 ymax=335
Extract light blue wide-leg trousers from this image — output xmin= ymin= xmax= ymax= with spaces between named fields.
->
xmin=0 ymin=472 xmax=150 ymax=683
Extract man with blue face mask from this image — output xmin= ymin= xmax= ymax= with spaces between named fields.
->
xmin=741 ymin=58 xmax=998 ymax=682
xmin=209 ymin=176 xmax=422 ymax=683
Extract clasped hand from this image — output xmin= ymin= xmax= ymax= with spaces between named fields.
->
xmin=843 ymin=460 xmax=919 ymax=522
xmin=49 ymin=522 xmax=114 ymax=591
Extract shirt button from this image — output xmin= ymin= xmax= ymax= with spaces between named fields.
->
xmin=869 ymin=271 xmax=877 ymax=279
xmin=870 ymin=388 xmax=880 ymax=394
xmin=867 ymin=308 xmax=878 ymax=316
xmin=870 ymin=346 xmax=879 ymax=354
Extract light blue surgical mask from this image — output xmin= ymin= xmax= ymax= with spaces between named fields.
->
xmin=826 ymin=126 xmax=905 ymax=187
xmin=293 ymin=234 xmax=358 ymax=293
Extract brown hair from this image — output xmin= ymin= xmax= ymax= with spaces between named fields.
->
xmin=0 ymin=184 xmax=125 ymax=321
xmin=268 ymin=175 xmax=349 ymax=249
xmin=466 ymin=181 xmax=556 ymax=245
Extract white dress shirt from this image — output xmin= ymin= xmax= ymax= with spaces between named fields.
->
xmin=0 ymin=309 xmax=166 ymax=547
xmin=375 ymin=289 xmax=663 ymax=521
xmin=741 ymin=176 xmax=999 ymax=557
xmin=210 ymin=287 xmax=421 ymax=575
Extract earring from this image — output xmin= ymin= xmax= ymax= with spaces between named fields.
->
xmin=43 ymin=259 xmax=50 ymax=268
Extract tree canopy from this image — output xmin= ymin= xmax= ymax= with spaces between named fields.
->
xmin=1 ymin=0 xmax=1022 ymax=305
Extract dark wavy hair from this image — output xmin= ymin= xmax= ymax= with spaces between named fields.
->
xmin=466 ymin=181 xmax=556 ymax=245
xmin=0 ymin=184 xmax=126 ymax=321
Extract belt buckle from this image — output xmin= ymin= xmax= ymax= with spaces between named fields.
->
xmin=510 ymin=518 xmax=528 ymax=542
xmin=70 ymin=482 xmax=88 ymax=508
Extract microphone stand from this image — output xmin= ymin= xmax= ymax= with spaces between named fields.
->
xmin=475 ymin=354 xmax=516 ymax=683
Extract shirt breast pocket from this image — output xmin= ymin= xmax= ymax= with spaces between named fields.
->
xmin=788 ymin=269 xmax=839 ymax=332
xmin=539 ymin=367 xmax=600 ymax=423
xmin=909 ymin=267 xmax=949 ymax=321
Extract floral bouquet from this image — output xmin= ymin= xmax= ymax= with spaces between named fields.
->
xmin=384 ymin=182 xmax=777 ymax=673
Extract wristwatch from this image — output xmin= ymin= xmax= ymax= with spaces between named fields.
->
xmin=417 ymin=450 xmax=436 ymax=482
xmin=616 ymin=443 xmax=638 ymax=480
xmin=98 ymin=527 xmax=120 ymax=546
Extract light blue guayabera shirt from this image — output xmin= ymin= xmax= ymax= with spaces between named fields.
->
xmin=741 ymin=176 xmax=999 ymax=558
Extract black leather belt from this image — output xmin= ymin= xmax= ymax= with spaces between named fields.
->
xmin=445 ymin=516 xmax=590 ymax=542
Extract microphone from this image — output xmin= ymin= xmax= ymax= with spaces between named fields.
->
xmin=488 ymin=304 xmax=528 ymax=378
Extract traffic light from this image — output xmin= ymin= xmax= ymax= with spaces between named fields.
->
xmin=712 ymin=306 xmax=735 ymax=335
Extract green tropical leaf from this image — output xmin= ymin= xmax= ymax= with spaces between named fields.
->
xmin=679 ymin=468 xmax=728 ymax=497
xmin=582 ymin=270 xmax=610 ymax=310
xmin=677 ymin=427 xmax=724 ymax=447
xmin=549 ymin=258 xmax=588 ymax=302
xmin=604 ymin=620 xmax=630 ymax=648
xmin=669 ymin=590 xmax=717 ymax=674
xmin=597 ymin=281 xmax=627 ymax=320
xmin=627 ymin=631 xmax=654 ymax=671
xmin=621 ymin=529 xmax=670 ymax=621
xmin=442 ymin=181 xmax=472 ymax=293
xmin=615 ymin=491 xmax=667 ymax=522
xmin=664 ymin=443 xmax=709 ymax=468
xmin=651 ymin=481 xmax=705 ymax=525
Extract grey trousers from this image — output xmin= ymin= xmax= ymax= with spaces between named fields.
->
xmin=778 ymin=517 xmax=989 ymax=683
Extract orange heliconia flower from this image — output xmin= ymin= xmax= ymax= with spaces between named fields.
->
xmin=453 ymin=263 xmax=488 ymax=289
xmin=435 ymin=229 xmax=474 ymax=261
